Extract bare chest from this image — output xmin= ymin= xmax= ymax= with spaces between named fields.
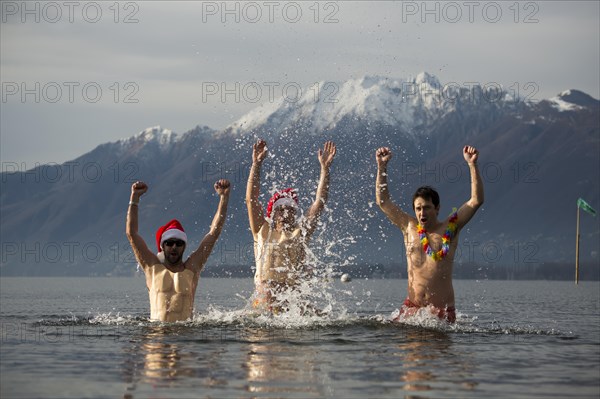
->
xmin=405 ymin=228 xmax=444 ymax=254
xmin=404 ymin=224 xmax=459 ymax=268
xmin=147 ymin=265 xmax=196 ymax=295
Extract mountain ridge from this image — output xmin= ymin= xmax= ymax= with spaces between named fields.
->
xmin=2 ymin=73 xmax=598 ymax=276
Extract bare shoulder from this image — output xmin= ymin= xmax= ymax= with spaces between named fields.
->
xmin=255 ymin=221 xmax=270 ymax=239
xmin=383 ymin=203 xmax=415 ymax=233
xmin=136 ymin=251 xmax=161 ymax=270
xmin=182 ymin=259 xmax=201 ymax=275
xmin=406 ymin=217 xmax=419 ymax=231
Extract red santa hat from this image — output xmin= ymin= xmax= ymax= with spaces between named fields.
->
xmin=266 ymin=188 xmax=298 ymax=218
xmin=155 ymin=219 xmax=188 ymax=252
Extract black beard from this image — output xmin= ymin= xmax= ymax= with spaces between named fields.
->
xmin=166 ymin=253 xmax=182 ymax=265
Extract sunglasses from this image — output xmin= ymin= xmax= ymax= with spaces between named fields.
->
xmin=164 ymin=239 xmax=185 ymax=248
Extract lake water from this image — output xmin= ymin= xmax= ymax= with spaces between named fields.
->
xmin=1 ymin=277 xmax=599 ymax=398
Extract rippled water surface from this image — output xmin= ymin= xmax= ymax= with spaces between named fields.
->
xmin=1 ymin=277 xmax=599 ymax=398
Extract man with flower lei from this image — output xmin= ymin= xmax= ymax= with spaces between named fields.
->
xmin=375 ymin=145 xmax=484 ymax=323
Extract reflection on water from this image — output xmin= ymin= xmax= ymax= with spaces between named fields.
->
xmin=243 ymin=328 xmax=322 ymax=397
xmin=118 ymin=322 xmax=478 ymax=398
xmin=394 ymin=327 xmax=477 ymax=395
xmin=397 ymin=329 xmax=451 ymax=392
xmin=139 ymin=339 xmax=196 ymax=384
xmin=2 ymin=279 xmax=596 ymax=399
xmin=121 ymin=325 xmax=229 ymax=396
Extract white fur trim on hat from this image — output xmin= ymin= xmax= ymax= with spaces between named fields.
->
xmin=160 ymin=229 xmax=188 ymax=246
xmin=272 ymin=197 xmax=298 ymax=211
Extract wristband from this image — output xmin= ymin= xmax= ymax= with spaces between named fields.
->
xmin=129 ymin=201 xmax=139 ymax=206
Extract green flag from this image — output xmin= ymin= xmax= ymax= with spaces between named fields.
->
xmin=577 ymin=198 xmax=597 ymax=216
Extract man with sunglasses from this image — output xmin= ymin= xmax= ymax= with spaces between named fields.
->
xmin=126 ymin=179 xmax=231 ymax=322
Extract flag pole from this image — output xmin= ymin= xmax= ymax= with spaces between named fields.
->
xmin=575 ymin=204 xmax=580 ymax=285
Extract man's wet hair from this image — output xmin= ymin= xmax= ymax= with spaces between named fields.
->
xmin=412 ymin=186 xmax=440 ymax=210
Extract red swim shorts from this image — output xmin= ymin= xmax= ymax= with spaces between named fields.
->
xmin=395 ymin=297 xmax=456 ymax=323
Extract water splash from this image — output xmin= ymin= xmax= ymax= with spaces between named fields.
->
xmin=30 ymin=306 xmax=572 ymax=339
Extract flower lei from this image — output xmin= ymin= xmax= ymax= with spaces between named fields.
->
xmin=417 ymin=208 xmax=458 ymax=261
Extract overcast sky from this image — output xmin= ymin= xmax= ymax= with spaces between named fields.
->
xmin=1 ymin=1 xmax=599 ymax=166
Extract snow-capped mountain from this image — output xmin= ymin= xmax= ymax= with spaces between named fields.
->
xmin=226 ymin=72 xmax=515 ymax=137
xmin=1 ymin=73 xmax=598 ymax=276
xmin=121 ymin=126 xmax=178 ymax=149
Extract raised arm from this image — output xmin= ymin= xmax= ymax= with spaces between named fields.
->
xmin=126 ymin=181 xmax=159 ymax=268
xmin=456 ymin=145 xmax=484 ymax=229
xmin=246 ymin=139 xmax=268 ymax=236
xmin=304 ymin=141 xmax=336 ymax=238
xmin=375 ymin=147 xmax=412 ymax=233
xmin=187 ymin=179 xmax=231 ymax=272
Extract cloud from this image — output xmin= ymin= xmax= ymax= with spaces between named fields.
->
xmin=1 ymin=1 xmax=598 ymax=165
